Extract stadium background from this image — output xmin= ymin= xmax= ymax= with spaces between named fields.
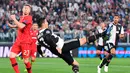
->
xmin=0 ymin=0 xmax=130 ymax=58
xmin=0 ymin=0 xmax=130 ymax=73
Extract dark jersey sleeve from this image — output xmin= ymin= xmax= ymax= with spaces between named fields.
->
xmin=37 ymin=45 xmax=43 ymax=57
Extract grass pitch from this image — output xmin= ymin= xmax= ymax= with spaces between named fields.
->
xmin=0 ymin=58 xmax=130 ymax=73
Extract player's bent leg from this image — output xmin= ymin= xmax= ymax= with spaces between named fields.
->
xmin=96 ymin=50 xmax=102 ymax=60
xmin=110 ymin=48 xmax=116 ymax=55
xmin=79 ymin=37 xmax=87 ymax=46
xmin=31 ymin=57 xmax=36 ymax=62
xmin=72 ymin=60 xmax=79 ymax=66
xmin=9 ymin=52 xmax=20 ymax=73
xmin=72 ymin=60 xmax=79 ymax=73
xmin=72 ymin=65 xmax=79 ymax=73
xmin=106 ymin=49 xmax=115 ymax=65
xmin=60 ymin=52 xmax=79 ymax=73
xmin=104 ymin=48 xmax=115 ymax=72
xmin=9 ymin=52 xmax=18 ymax=58
xmin=98 ymin=52 xmax=110 ymax=73
xmin=23 ymin=58 xmax=32 ymax=73
xmin=21 ymin=44 xmax=32 ymax=73
xmin=31 ymin=57 xmax=36 ymax=65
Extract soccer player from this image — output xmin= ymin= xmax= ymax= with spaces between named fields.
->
xmin=23 ymin=23 xmax=39 ymax=72
xmin=30 ymin=23 xmax=38 ymax=63
xmin=36 ymin=17 xmax=95 ymax=73
xmin=95 ymin=15 xmax=124 ymax=73
xmin=95 ymin=22 xmax=106 ymax=60
xmin=8 ymin=4 xmax=32 ymax=73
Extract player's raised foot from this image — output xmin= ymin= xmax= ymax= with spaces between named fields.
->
xmin=24 ymin=69 xmax=27 ymax=72
xmin=72 ymin=65 xmax=79 ymax=73
xmin=104 ymin=65 xmax=108 ymax=72
xmin=97 ymin=65 xmax=101 ymax=73
xmin=73 ymin=70 xmax=79 ymax=73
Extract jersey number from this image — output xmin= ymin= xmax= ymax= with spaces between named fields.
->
xmin=23 ymin=50 xmax=30 ymax=56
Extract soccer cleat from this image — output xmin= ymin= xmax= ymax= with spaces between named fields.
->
xmin=72 ymin=65 xmax=79 ymax=73
xmin=24 ymin=69 xmax=27 ymax=72
xmin=73 ymin=70 xmax=79 ymax=73
xmin=104 ymin=65 xmax=108 ymax=72
xmin=17 ymin=56 xmax=23 ymax=61
xmin=97 ymin=66 xmax=101 ymax=73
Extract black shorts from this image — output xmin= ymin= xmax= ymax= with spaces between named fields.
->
xmin=97 ymin=45 xmax=104 ymax=51
xmin=49 ymin=39 xmax=80 ymax=65
xmin=104 ymin=43 xmax=116 ymax=53
xmin=59 ymin=39 xmax=80 ymax=65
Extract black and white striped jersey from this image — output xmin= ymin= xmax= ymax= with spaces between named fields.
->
xmin=96 ymin=26 xmax=104 ymax=46
xmin=105 ymin=22 xmax=124 ymax=46
xmin=37 ymin=29 xmax=64 ymax=49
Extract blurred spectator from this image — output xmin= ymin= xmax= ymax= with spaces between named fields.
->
xmin=0 ymin=0 xmax=130 ymax=42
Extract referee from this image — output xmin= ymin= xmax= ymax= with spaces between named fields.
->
xmin=36 ymin=17 xmax=92 ymax=73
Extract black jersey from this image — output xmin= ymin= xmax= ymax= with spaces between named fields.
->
xmin=37 ymin=28 xmax=64 ymax=55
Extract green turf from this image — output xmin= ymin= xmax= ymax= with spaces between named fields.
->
xmin=0 ymin=58 xmax=130 ymax=73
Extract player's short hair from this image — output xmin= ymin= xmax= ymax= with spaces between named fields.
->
xmin=37 ymin=17 xmax=46 ymax=27
xmin=114 ymin=14 xmax=120 ymax=17
xmin=33 ymin=23 xmax=38 ymax=25
xmin=23 ymin=4 xmax=32 ymax=15
xmin=24 ymin=4 xmax=32 ymax=8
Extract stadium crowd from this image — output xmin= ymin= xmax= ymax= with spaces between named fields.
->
xmin=0 ymin=0 xmax=130 ymax=42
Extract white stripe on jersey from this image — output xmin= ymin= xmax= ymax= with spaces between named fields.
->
xmin=106 ymin=24 xmax=116 ymax=45
xmin=106 ymin=23 xmax=124 ymax=45
xmin=97 ymin=26 xmax=103 ymax=46
xmin=121 ymin=26 xmax=124 ymax=34
xmin=52 ymin=33 xmax=64 ymax=49
xmin=64 ymin=39 xmax=78 ymax=44
xmin=38 ymin=29 xmax=64 ymax=49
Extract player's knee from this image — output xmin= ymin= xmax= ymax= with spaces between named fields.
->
xmin=31 ymin=57 xmax=36 ymax=62
xmin=96 ymin=50 xmax=101 ymax=55
xmin=23 ymin=58 xmax=29 ymax=63
xmin=111 ymin=52 xmax=115 ymax=55
xmin=111 ymin=48 xmax=116 ymax=55
xmin=9 ymin=52 xmax=17 ymax=58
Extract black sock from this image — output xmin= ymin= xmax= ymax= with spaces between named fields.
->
xmin=97 ymin=54 xmax=102 ymax=60
xmin=99 ymin=58 xmax=107 ymax=68
xmin=106 ymin=54 xmax=113 ymax=66
xmin=72 ymin=65 xmax=79 ymax=72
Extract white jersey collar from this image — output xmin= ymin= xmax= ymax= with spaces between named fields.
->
xmin=39 ymin=29 xmax=46 ymax=33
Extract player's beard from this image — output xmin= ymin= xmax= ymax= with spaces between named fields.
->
xmin=24 ymin=13 xmax=28 ymax=15
xmin=114 ymin=21 xmax=118 ymax=24
xmin=23 ymin=11 xmax=29 ymax=16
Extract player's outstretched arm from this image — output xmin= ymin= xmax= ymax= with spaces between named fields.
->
xmin=88 ymin=30 xmax=107 ymax=43
xmin=10 ymin=15 xmax=26 ymax=29
xmin=37 ymin=45 xmax=44 ymax=57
